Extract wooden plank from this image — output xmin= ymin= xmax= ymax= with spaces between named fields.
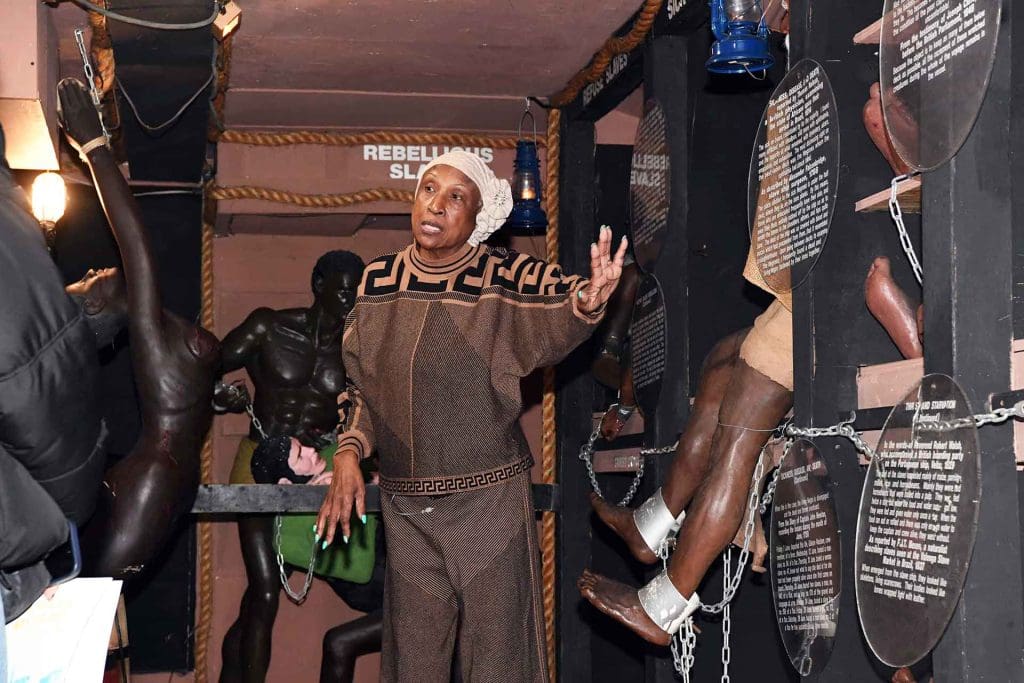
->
xmin=853 ymin=18 xmax=882 ymax=45
xmin=854 ymin=176 xmax=921 ymax=213
xmin=856 ymin=357 xmax=923 ymax=408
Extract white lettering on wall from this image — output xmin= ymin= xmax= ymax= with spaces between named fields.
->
xmin=666 ymin=0 xmax=687 ymax=20
xmin=363 ymin=145 xmax=497 ymax=180
xmin=582 ymin=52 xmax=630 ymax=107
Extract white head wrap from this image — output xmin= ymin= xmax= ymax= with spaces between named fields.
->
xmin=415 ymin=150 xmax=513 ymax=247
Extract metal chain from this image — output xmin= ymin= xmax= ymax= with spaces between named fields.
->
xmin=785 ymin=414 xmax=878 ymax=461
xmin=700 ymin=436 xmax=780 ymax=614
xmin=74 ymin=28 xmax=111 ymax=141
xmin=888 ymin=174 xmax=923 ymax=285
xmin=578 ymin=405 xmax=678 ymax=506
xmin=273 ymin=515 xmax=318 ymax=604
xmin=721 ymin=548 xmax=732 ymax=683
xmin=916 ymin=400 xmax=1024 ymax=433
xmin=245 ymin=402 xmax=269 ymax=440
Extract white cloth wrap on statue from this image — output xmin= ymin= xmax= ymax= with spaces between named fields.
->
xmin=638 ymin=571 xmax=700 ymax=635
xmin=415 ymin=150 xmax=513 ymax=247
xmin=633 ymin=487 xmax=685 ymax=555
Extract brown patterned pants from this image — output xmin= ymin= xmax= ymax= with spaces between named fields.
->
xmin=380 ymin=473 xmax=549 ymax=683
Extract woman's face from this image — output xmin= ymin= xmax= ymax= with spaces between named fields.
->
xmin=287 ymin=438 xmax=326 ymax=478
xmin=411 ymin=164 xmax=481 ymax=259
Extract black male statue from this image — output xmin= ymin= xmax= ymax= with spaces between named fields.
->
xmin=214 ymin=251 xmax=385 ymax=683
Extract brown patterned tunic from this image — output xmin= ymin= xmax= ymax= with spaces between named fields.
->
xmin=337 ymin=241 xmax=603 ymax=493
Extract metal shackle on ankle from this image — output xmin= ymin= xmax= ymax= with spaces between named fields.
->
xmin=633 ymin=487 xmax=685 ymax=555
xmin=638 ymin=571 xmax=700 ymax=635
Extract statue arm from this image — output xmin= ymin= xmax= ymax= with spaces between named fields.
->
xmin=58 ymin=79 xmax=161 ymax=340
xmin=212 ymin=309 xmax=272 ymax=412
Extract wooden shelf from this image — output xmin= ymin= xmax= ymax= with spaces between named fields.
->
xmin=854 ymin=176 xmax=921 ymax=213
xmin=854 ymin=18 xmax=882 ymax=44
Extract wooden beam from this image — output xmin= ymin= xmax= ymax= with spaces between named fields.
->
xmin=924 ymin=7 xmax=1024 ymax=679
xmin=555 ymin=116 xmax=597 ymax=683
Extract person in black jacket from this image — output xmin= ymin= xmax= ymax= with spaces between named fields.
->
xmin=0 ymin=123 xmax=106 ymax=625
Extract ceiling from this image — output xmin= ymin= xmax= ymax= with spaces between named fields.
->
xmin=51 ymin=0 xmax=642 ymax=134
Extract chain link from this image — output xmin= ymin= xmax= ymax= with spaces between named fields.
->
xmin=74 ymin=28 xmax=111 ymax=142
xmin=245 ymin=402 xmax=269 ymax=441
xmin=578 ymin=404 xmax=678 ymax=506
xmin=916 ymin=400 xmax=1024 ymax=433
xmin=888 ymin=174 xmax=923 ymax=285
xmin=700 ymin=436 xmax=780 ymax=614
xmin=721 ymin=548 xmax=732 ymax=683
xmin=274 ymin=514 xmax=318 ymax=603
xmin=785 ymin=414 xmax=879 ymax=461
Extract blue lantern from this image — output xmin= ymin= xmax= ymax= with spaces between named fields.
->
xmin=505 ymin=106 xmax=548 ymax=234
xmin=706 ymin=0 xmax=774 ymax=75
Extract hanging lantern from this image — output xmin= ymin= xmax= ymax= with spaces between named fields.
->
xmin=706 ymin=0 xmax=774 ymax=75
xmin=505 ymin=104 xmax=548 ymax=234
xmin=31 ymin=171 xmax=66 ymax=248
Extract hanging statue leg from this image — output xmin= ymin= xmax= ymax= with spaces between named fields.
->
xmin=865 ymin=256 xmax=923 ymax=359
xmin=590 ymin=329 xmax=748 ymax=564
xmin=580 ymin=358 xmax=792 ymax=644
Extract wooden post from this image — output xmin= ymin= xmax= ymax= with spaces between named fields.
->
xmin=555 ymin=115 xmax=598 ymax=683
xmin=924 ymin=6 xmax=1024 ymax=679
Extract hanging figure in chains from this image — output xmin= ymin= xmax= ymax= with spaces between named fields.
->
xmin=579 ymin=246 xmax=793 ymax=646
xmin=213 ymin=251 xmax=387 ymax=683
xmin=57 ymin=79 xmax=222 ymax=578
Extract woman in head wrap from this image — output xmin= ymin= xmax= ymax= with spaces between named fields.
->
xmin=316 ymin=150 xmax=626 ymax=681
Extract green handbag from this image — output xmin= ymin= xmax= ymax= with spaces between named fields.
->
xmin=275 ymin=443 xmax=377 ymax=583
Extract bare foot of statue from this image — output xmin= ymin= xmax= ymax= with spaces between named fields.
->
xmin=577 ymin=569 xmax=671 ymax=646
xmin=863 ymin=82 xmax=912 ymax=176
xmin=589 ymin=492 xmax=659 ymax=565
xmin=865 ymin=256 xmax=923 ymax=359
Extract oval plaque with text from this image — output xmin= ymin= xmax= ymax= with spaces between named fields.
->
xmin=747 ymin=59 xmax=839 ymax=295
xmin=629 ymin=274 xmax=667 ymax=414
xmin=880 ymin=0 xmax=1002 ymax=172
xmin=770 ymin=438 xmax=842 ymax=677
xmin=855 ymin=374 xmax=981 ymax=667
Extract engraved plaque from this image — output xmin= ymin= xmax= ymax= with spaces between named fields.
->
xmin=630 ymin=99 xmax=671 ymax=272
xmin=770 ymin=439 xmax=841 ymax=676
xmin=855 ymin=374 xmax=981 ymax=667
xmin=880 ymin=0 xmax=1002 ymax=171
xmin=629 ymin=274 xmax=666 ymax=413
xmin=748 ymin=59 xmax=839 ymax=295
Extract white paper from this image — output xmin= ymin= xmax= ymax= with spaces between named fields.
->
xmin=6 ymin=577 xmax=123 ymax=683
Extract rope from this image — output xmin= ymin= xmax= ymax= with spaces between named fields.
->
xmin=194 ymin=216 xmax=216 ymax=683
xmin=540 ymin=107 xmax=561 ymax=681
xmin=218 ymin=129 xmax=539 ymax=149
xmin=209 ymin=185 xmax=414 ymax=208
xmin=549 ymin=0 xmax=664 ymax=107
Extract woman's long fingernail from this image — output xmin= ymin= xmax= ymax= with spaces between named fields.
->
xmin=343 ymin=535 xmax=350 ymax=544
xmin=360 ymin=514 xmax=367 ymax=524
xmin=321 ymin=539 xmax=330 ymax=550
xmin=313 ymin=525 xmax=321 ymax=542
